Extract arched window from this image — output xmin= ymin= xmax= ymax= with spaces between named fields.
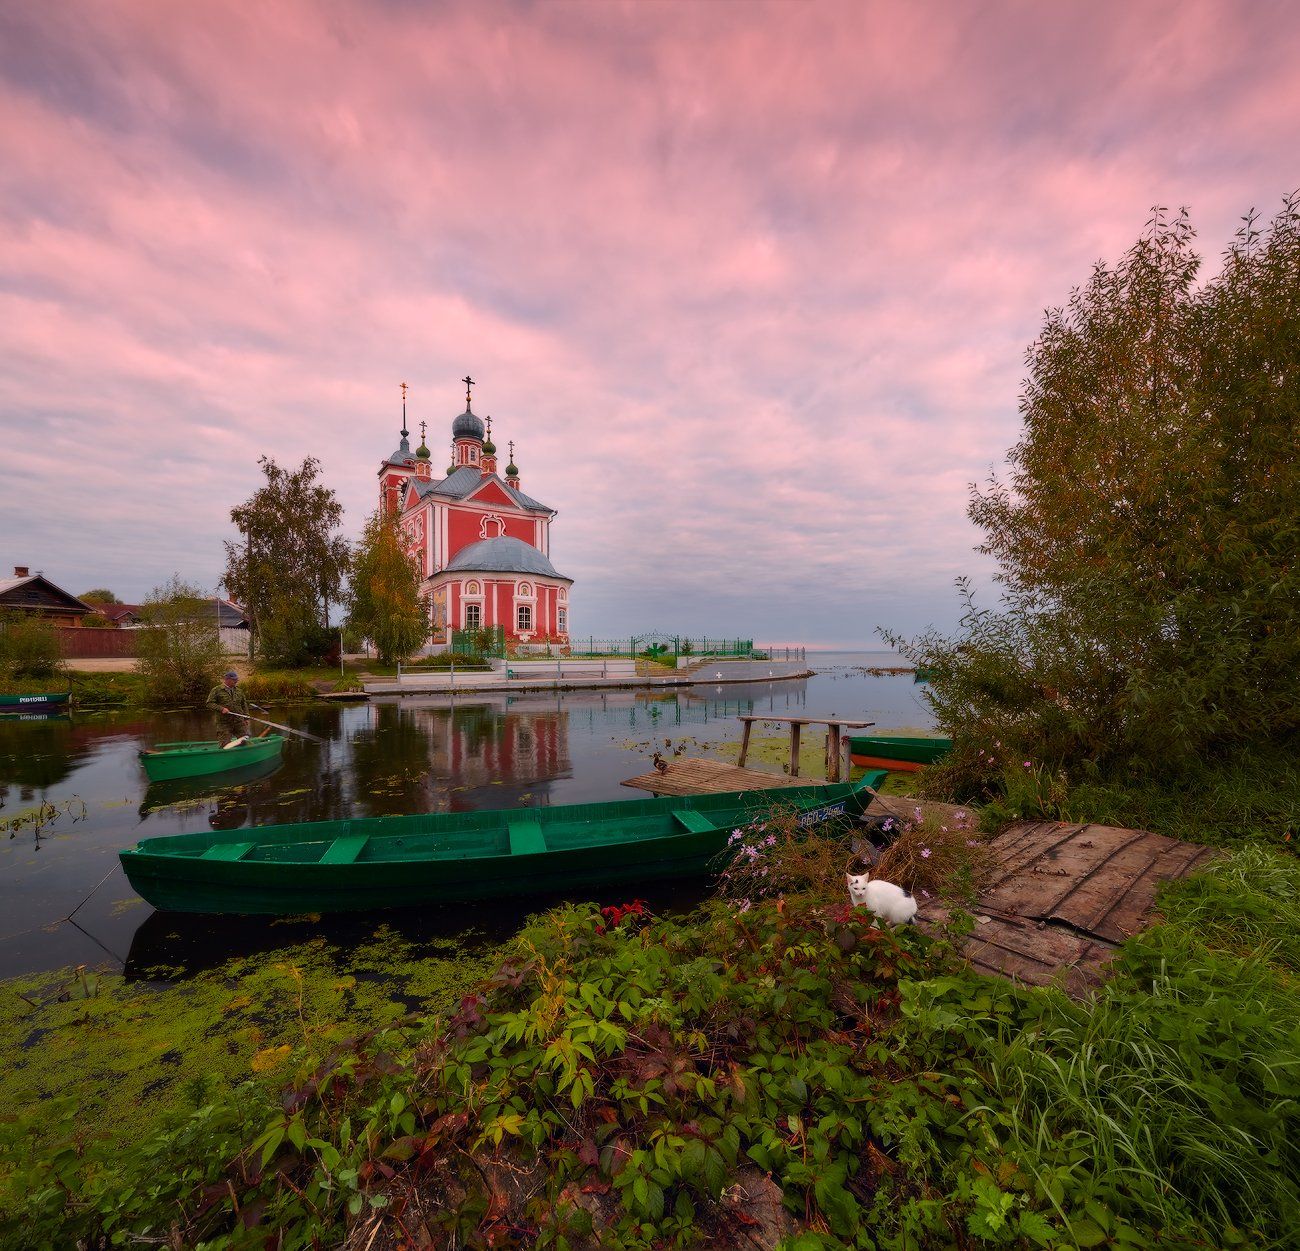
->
xmin=517 ymin=604 xmax=533 ymax=632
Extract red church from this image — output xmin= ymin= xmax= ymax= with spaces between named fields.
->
xmin=378 ymin=379 xmax=572 ymax=647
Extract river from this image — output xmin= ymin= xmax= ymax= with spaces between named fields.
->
xmin=0 ymin=651 xmax=932 ymax=980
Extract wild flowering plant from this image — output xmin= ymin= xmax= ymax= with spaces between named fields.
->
xmin=871 ymin=805 xmax=994 ymax=904
xmin=715 ymin=806 xmax=852 ymax=908
xmin=594 ymin=900 xmax=651 ymax=936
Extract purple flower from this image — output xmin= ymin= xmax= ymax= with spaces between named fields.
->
xmin=912 ymin=806 xmax=924 ymax=822
xmin=921 ymin=889 xmax=931 ymax=899
xmin=1023 ymin=760 xmax=1032 ymax=769
xmin=738 ymin=899 xmax=752 ymax=913
xmin=764 ymin=834 xmax=777 ymax=847
xmin=921 ymin=848 xmax=932 ymax=859
xmin=728 ymin=830 xmax=742 ymax=845
xmin=966 ymin=839 xmax=979 ymax=847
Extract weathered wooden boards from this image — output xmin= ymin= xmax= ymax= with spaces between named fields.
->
xmin=621 ymin=757 xmax=816 ymax=797
xmin=925 ymin=821 xmax=1218 ymax=994
xmin=735 ymin=715 xmax=873 ymax=782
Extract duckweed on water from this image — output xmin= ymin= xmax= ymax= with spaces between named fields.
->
xmin=0 ymin=927 xmax=501 ymax=1151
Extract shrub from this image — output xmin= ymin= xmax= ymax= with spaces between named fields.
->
xmin=0 ymin=611 xmax=62 ymax=680
xmin=134 ymin=577 xmax=223 ymax=707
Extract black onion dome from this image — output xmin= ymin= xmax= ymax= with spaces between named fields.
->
xmin=452 ymin=406 xmax=485 ymax=441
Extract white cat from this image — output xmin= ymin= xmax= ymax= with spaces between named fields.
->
xmin=846 ymin=873 xmax=918 ymax=926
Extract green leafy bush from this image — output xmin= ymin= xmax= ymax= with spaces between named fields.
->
xmin=0 ymin=611 xmax=62 ymax=680
xmin=133 ymin=577 xmax=223 ymax=707
xmin=891 ymin=197 xmax=1300 ymax=784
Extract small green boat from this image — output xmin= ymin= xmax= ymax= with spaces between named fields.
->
xmin=0 ymin=692 xmax=69 ymax=708
xmin=119 ymin=769 xmax=888 ymax=915
xmin=139 ymin=736 xmax=285 ymax=783
xmin=848 ymin=735 xmax=952 ymax=773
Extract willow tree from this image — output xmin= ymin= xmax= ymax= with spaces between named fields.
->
xmin=894 ymin=196 xmax=1300 ymax=773
xmin=345 ymin=510 xmax=428 ymax=666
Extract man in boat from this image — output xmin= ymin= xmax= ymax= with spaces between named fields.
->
xmin=206 ymin=670 xmax=265 ymax=743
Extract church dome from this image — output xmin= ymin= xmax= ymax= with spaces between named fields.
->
xmin=415 ymin=442 xmax=430 ymax=460
xmin=506 ymin=459 xmax=519 ymax=477
xmin=482 ymin=436 xmax=496 ymax=455
xmin=445 ymin=536 xmax=568 ymax=580
xmin=452 ymin=406 xmax=485 ymax=441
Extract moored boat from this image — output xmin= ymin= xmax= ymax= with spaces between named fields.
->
xmin=848 ymin=734 xmax=951 ymax=773
xmin=119 ymin=769 xmax=888 ymax=915
xmin=0 ymin=692 xmax=70 ymax=708
xmin=139 ymin=735 xmax=286 ymax=783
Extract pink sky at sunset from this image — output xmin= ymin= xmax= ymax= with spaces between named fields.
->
xmin=2 ymin=1 xmax=1297 ymax=646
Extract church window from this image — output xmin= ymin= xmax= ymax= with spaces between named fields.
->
xmin=517 ymin=604 xmax=532 ymax=632
xmin=465 ymin=603 xmax=481 ymax=630
xmin=558 ymin=607 xmax=567 ymax=633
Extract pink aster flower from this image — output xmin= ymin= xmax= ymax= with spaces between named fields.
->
xmin=921 ymin=848 xmax=932 ymax=859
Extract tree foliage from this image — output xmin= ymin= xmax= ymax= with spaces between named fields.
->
xmin=135 ymin=576 xmax=224 ymax=706
xmin=0 ymin=611 xmax=63 ymax=680
xmin=345 ymin=510 xmax=428 ymax=665
xmin=892 ymin=197 xmax=1300 ymax=778
xmin=222 ymin=457 xmax=350 ymax=668
xmin=78 ymin=588 xmax=120 ymax=605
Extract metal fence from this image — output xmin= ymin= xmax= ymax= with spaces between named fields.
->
xmin=568 ymin=636 xmax=757 ymax=659
xmin=451 ymin=625 xmax=505 ymax=657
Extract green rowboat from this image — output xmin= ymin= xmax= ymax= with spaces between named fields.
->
xmin=119 ymin=769 xmax=888 ymax=915
xmin=848 ymin=735 xmax=952 ymax=773
xmin=139 ymin=735 xmax=285 ymax=783
xmin=0 ymin=692 xmax=69 ymax=708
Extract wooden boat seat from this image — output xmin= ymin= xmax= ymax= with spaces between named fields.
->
xmin=672 ymin=809 xmax=715 ymax=833
xmin=319 ymin=834 xmax=369 ymax=865
xmin=508 ymin=820 xmax=548 ymax=856
xmin=201 ymin=842 xmax=255 ymax=861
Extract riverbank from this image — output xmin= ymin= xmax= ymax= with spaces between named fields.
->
xmin=2 ymin=787 xmax=1295 ymax=1249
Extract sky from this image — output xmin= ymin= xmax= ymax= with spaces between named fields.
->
xmin=2 ymin=1 xmax=1297 ymax=647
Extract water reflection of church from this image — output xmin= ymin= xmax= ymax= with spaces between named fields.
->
xmin=415 ymin=703 xmax=571 ymax=791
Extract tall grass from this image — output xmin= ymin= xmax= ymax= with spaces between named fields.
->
xmin=899 ymin=845 xmax=1300 ymax=1248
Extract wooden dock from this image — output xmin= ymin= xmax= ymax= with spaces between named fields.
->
xmin=926 ymin=820 xmax=1218 ymax=994
xmin=621 ymin=757 xmax=817 ymax=797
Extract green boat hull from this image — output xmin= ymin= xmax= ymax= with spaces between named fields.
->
xmin=139 ymin=736 xmax=286 ymax=782
xmin=847 ymin=735 xmax=952 ymax=771
xmin=0 ymin=692 xmax=69 ymax=708
xmin=119 ymin=771 xmax=887 ymax=915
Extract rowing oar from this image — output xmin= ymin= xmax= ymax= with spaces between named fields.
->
xmin=225 ymin=710 xmax=325 ymax=744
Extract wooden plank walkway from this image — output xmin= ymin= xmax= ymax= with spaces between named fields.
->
xmin=923 ymin=821 xmax=1218 ymax=994
xmin=621 ymin=757 xmax=818 ymax=797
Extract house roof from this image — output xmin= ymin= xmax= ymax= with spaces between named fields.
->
xmin=443 ymin=536 xmax=570 ymax=581
xmin=410 ymin=467 xmax=553 ymax=513
xmin=95 ymin=603 xmax=146 ymax=622
xmin=0 ymin=573 xmax=93 ymax=615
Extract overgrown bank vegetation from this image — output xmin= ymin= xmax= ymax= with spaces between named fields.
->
xmin=1 ymin=819 xmax=1295 ymax=1250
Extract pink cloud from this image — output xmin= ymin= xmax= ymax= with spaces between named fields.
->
xmin=1 ymin=1 xmax=1298 ymax=642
